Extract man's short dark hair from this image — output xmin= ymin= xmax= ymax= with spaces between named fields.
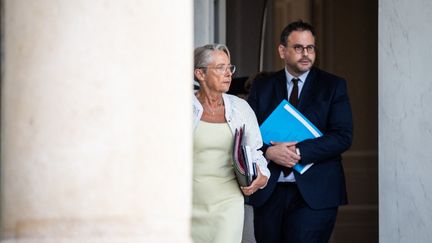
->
xmin=280 ymin=20 xmax=315 ymax=46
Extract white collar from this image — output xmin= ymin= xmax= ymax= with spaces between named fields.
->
xmin=284 ymin=68 xmax=310 ymax=84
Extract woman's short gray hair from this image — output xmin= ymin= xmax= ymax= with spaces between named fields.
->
xmin=194 ymin=43 xmax=231 ymax=70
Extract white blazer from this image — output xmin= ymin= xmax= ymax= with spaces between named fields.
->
xmin=193 ymin=93 xmax=270 ymax=180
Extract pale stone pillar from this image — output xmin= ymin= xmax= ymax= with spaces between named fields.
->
xmin=1 ymin=1 xmax=193 ymax=242
xmin=379 ymin=0 xmax=432 ymax=242
xmin=194 ymin=0 xmax=215 ymax=47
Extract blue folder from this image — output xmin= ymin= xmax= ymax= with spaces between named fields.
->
xmin=259 ymin=100 xmax=322 ymax=174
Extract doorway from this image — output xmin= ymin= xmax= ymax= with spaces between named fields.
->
xmin=226 ymin=0 xmax=378 ymax=242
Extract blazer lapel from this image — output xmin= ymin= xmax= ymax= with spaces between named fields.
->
xmin=274 ymin=70 xmax=288 ymax=104
xmin=298 ymin=67 xmax=317 ymax=112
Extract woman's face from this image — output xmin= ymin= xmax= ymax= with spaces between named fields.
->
xmin=198 ymin=50 xmax=233 ymax=93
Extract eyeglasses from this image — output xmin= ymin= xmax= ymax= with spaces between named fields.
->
xmin=288 ymin=44 xmax=316 ymax=54
xmin=199 ymin=64 xmax=236 ymax=75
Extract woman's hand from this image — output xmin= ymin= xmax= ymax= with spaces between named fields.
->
xmin=240 ymin=166 xmax=268 ymax=196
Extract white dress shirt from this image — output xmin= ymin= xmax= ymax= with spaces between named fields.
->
xmin=277 ymin=68 xmax=310 ymax=182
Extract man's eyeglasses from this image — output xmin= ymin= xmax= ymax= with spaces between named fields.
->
xmin=288 ymin=45 xmax=316 ymax=54
xmin=199 ymin=65 xmax=236 ymax=75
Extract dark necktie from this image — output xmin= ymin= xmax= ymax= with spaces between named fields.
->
xmin=289 ymin=78 xmax=299 ymax=108
xmin=282 ymin=78 xmax=299 ymax=176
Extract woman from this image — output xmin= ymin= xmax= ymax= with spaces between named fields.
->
xmin=192 ymin=44 xmax=270 ymax=243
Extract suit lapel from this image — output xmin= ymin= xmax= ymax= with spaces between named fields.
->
xmin=298 ymin=67 xmax=317 ymax=112
xmin=274 ymin=70 xmax=288 ymax=104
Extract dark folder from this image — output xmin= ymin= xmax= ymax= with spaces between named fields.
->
xmin=232 ymin=125 xmax=257 ymax=187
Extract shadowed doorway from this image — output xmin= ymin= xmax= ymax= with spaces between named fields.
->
xmin=226 ymin=0 xmax=378 ymax=242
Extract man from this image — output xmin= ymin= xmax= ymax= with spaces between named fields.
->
xmin=247 ymin=20 xmax=353 ymax=243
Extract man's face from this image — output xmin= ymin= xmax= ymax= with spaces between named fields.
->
xmin=278 ymin=30 xmax=316 ymax=76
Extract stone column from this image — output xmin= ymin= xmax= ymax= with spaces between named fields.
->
xmin=1 ymin=1 xmax=193 ymax=242
xmin=379 ymin=0 xmax=432 ymax=242
xmin=194 ymin=0 xmax=215 ymax=47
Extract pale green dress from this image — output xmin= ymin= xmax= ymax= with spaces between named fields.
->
xmin=192 ymin=121 xmax=244 ymax=243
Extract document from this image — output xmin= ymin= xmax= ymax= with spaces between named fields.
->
xmin=232 ymin=125 xmax=257 ymax=186
xmin=259 ymin=100 xmax=322 ymax=174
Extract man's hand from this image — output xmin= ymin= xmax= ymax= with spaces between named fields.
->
xmin=265 ymin=141 xmax=301 ymax=168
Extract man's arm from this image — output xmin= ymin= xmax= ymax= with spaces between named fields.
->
xmin=297 ymin=78 xmax=353 ymax=163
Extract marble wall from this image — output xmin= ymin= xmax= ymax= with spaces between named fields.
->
xmin=379 ymin=0 xmax=432 ymax=242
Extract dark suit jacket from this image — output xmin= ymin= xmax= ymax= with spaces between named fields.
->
xmin=247 ymin=67 xmax=353 ymax=209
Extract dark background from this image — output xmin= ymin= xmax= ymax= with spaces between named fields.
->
xmin=226 ymin=0 xmax=378 ymax=242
